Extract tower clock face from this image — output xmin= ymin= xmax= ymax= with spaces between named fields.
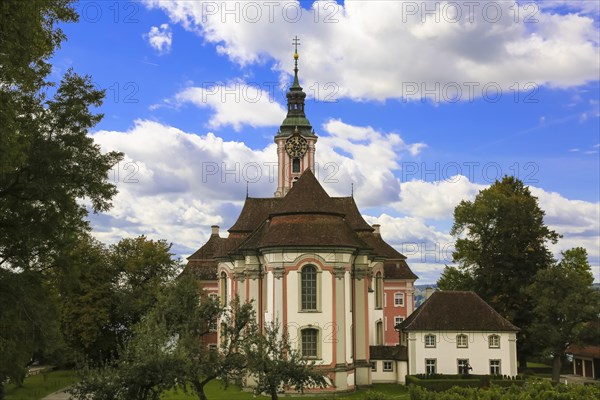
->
xmin=285 ymin=136 xmax=308 ymax=157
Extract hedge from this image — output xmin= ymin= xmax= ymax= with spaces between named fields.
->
xmin=406 ymin=375 xmax=526 ymax=391
xmin=409 ymin=380 xmax=600 ymax=400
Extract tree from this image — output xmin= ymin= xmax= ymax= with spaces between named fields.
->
xmin=70 ymin=274 xmax=256 ymax=400
xmin=448 ymin=176 xmax=560 ymax=368
xmin=1 ymin=1 xmax=122 ymax=391
xmin=527 ymin=247 xmax=600 ymax=382
xmin=436 ymin=265 xmax=474 ymax=291
xmin=57 ymin=235 xmax=180 ymax=364
xmin=246 ymin=321 xmax=328 ymax=400
xmin=1 ymin=0 xmax=123 ymax=269
xmin=0 ymin=270 xmax=62 ymax=390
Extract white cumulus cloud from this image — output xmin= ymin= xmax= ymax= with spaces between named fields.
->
xmin=143 ymin=0 xmax=599 ymax=102
xmin=145 ymin=23 xmax=173 ymax=55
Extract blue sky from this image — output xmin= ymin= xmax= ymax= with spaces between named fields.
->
xmin=53 ymin=1 xmax=599 ymax=283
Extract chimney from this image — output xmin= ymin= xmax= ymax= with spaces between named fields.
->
xmin=372 ymin=224 xmax=381 ymax=235
xmin=425 ymin=287 xmax=434 ymax=299
xmin=211 ymin=225 xmax=219 ymax=236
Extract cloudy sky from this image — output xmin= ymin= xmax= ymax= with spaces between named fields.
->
xmin=53 ymin=0 xmax=599 ymax=283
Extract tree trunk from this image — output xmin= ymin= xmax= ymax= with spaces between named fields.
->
xmin=552 ymin=355 xmax=562 ymax=383
xmin=192 ymin=380 xmax=209 ymax=400
xmin=270 ymin=388 xmax=278 ymax=400
xmin=518 ymin=354 xmax=528 ymax=372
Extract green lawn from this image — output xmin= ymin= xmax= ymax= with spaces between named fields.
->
xmin=4 ymin=370 xmax=77 ymax=400
xmin=162 ymin=381 xmax=410 ymax=399
xmin=4 ymin=370 xmax=409 ymax=400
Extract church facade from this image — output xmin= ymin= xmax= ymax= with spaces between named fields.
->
xmin=186 ymin=49 xmax=417 ymax=392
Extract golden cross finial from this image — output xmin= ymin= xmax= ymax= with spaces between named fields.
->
xmin=292 ymin=36 xmax=300 ymax=58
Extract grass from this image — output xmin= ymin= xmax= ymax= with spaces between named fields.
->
xmin=3 ymin=370 xmax=409 ymax=400
xmin=4 ymin=370 xmax=77 ymax=400
xmin=161 ymin=381 xmax=410 ymax=399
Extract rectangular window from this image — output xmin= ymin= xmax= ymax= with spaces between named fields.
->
xmin=490 ymin=360 xmax=501 ymax=375
xmin=457 ymin=334 xmax=468 ymax=348
xmin=292 ymin=158 xmax=301 ymax=173
xmin=301 ymin=328 xmax=318 ymax=358
xmin=383 ymin=361 xmax=393 ymax=372
xmin=301 ymin=266 xmax=318 ymax=310
xmin=394 ymin=292 xmax=404 ymax=306
xmin=425 ymin=334 xmax=436 ymax=348
xmin=425 ymin=359 xmax=436 ymax=375
xmin=394 ymin=316 xmax=404 ymax=326
xmin=489 ymin=335 xmax=500 ymax=348
xmin=371 ymin=361 xmax=377 ymax=372
xmin=458 ymin=359 xmax=470 ymax=375
xmin=208 ymin=344 xmax=217 ymax=352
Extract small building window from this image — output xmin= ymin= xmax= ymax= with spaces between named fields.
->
xmin=394 ymin=316 xmax=404 ymax=326
xmin=424 ymin=334 xmax=436 ymax=348
xmin=383 ymin=361 xmax=393 ymax=372
xmin=376 ymin=321 xmax=383 ymax=345
xmin=300 ymin=265 xmax=318 ymax=311
xmin=457 ymin=334 xmax=468 ymax=348
xmin=375 ymin=272 xmax=383 ymax=309
xmin=219 ymin=271 xmax=228 ymax=306
xmin=301 ymin=328 xmax=319 ymax=358
xmin=394 ymin=292 xmax=404 ymax=306
xmin=292 ymin=158 xmax=301 ymax=173
xmin=425 ymin=359 xmax=436 ymax=375
xmin=208 ymin=344 xmax=217 ymax=352
xmin=488 ymin=334 xmax=500 ymax=348
xmin=490 ymin=359 xmax=501 ymax=375
xmin=371 ymin=361 xmax=377 ymax=372
xmin=458 ymin=359 xmax=471 ymax=375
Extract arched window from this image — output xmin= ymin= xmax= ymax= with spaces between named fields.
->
xmin=375 ymin=271 xmax=383 ymax=309
xmin=488 ymin=334 xmax=500 ymax=348
xmin=376 ymin=320 xmax=383 ymax=345
xmin=220 ymin=271 xmax=228 ymax=306
xmin=301 ymin=265 xmax=318 ymax=310
xmin=301 ymin=328 xmax=319 ymax=358
xmin=456 ymin=334 xmax=468 ymax=348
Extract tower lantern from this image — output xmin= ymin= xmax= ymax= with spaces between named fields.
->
xmin=274 ymin=37 xmax=317 ymax=197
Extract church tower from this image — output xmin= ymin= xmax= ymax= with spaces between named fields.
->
xmin=274 ymin=38 xmax=317 ymax=197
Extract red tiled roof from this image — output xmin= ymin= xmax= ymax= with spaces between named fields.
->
xmin=399 ymin=291 xmax=519 ymax=332
xmin=273 ymin=169 xmax=340 ymax=216
xmin=228 ymin=198 xmax=281 ymax=233
xmin=358 ymin=232 xmax=405 ymax=259
xmin=187 ymin=233 xmax=228 ymax=260
xmin=331 ymin=197 xmax=374 ymax=231
xmin=384 ymin=260 xmax=418 ymax=280
xmin=238 ymin=213 xmax=370 ymax=250
xmin=567 ymin=344 xmax=600 ymax=359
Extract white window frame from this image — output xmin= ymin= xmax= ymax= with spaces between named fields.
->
xmin=488 ymin=334 xmax=500 ymax=348
xmin=424 ymin=334 xmax=436 ymax=348
xmin=371 ymin=361 xmax=377 ymax=372
xmin=300 ymin=327 xmax=321 ymax=359
xmin=425 ymin=358 xmax=437 ymax=375
xmin=458 ymin=358 xmax=470 ymax=375
xmin=394 ymin=292 xmax=405 ymax=307
xmin=394 ymin=316 xmax=404 ymax=326
xmin=456 ymin=334 xmax=468 ymax=348
xmin=383 ymin=361 xmax=393 ymax=372
xmin=490 ymin=359 xmax=501 ymax=375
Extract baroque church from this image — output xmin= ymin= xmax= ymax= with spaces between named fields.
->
xmin=186 ymin=48 xmax=518 ymax=393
